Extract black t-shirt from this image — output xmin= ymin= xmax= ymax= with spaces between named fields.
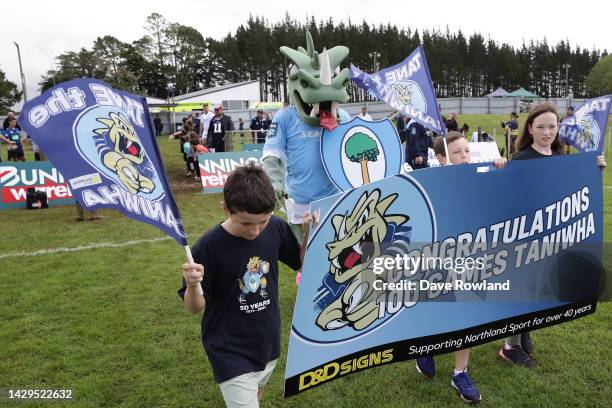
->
xmin=178 ymin=215 xmax=301 ymax=383
xmin=512 ymin=145 xmax=561 ymax=161
xmin=208 ymin=116 xmax=228 ymax=150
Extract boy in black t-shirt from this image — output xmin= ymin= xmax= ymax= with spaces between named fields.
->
xmin=179 ymin=164 xmax=308 ymax=407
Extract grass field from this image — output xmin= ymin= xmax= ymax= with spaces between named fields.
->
xmin=1 ymin=116 xmax=611 ymax=407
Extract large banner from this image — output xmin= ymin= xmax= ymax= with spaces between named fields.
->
xmin=559 ymin=95 xmax=611 ymax=153
xmin=0 ymin=161 xmax=75 ymax=209
xmin=198 ymin=151 xmax=263 ymax=193
xmin=349 ymin=46 xmax=445 ymax=134
xmin=18 ymin=79 xmax=187 ymax=245
xmin=285 ymin=152 xmax=603 ymax=396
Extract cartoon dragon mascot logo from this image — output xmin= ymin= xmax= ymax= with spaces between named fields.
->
xmin=94 ymin=111 xmax=155 ymax=194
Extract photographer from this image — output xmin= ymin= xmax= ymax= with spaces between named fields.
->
xmin=501 ymin=111 xmax=519 ymax=155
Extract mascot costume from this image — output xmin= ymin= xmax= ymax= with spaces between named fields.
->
xmin=262 ymin=32 xmax=351 ymax=239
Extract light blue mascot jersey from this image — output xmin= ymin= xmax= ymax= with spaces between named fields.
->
xmin=263 ymin=106 xmax=351 ymax=205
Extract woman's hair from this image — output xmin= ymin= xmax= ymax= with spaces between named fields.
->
xmin=515 ymin=101 xmax=562 ymax=153
xmin=188 ymin=131 xmax=199 ymax=143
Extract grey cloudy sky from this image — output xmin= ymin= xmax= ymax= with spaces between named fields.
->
xmin=2 ymin=0 xmax=609 ymax=109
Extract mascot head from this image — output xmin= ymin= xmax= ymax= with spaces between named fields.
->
xmin=280 ymin=32 xmax=349 ymax=130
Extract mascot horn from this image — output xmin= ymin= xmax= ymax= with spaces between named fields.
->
xmin=262 ymin=32 xmax=351 ymax=245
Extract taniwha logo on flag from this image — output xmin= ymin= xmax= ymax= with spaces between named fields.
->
xmin=560 ymin=95 xmax=611 ymax=153
xmin=320 ymin=117 xmax=403 ymax=191
xmin=387 ymin=80 xmax=427 ymax=113
xmin=73 ymin=106 xmax=165 ymax=200
xmin=292 ymin=176 xmax=436 ymax=344
xmin=576 ymin=114 xmax=600 ymax=151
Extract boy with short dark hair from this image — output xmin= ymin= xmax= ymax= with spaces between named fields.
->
xmin=179 ymin=164 xmax=307 ymax=407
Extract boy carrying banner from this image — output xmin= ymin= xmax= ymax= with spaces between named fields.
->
xmin=178 ymin=164 xmax=309 ymax=407
xmin=416 ymin=131 xmax=506 ymax=404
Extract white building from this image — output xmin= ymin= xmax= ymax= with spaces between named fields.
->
xmin=174 ymin=80 xmax=261 ymax=110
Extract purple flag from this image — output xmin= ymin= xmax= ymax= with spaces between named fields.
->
xmin=19 ymin=78 xmax=187 ymax=245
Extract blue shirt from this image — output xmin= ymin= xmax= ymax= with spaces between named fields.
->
xmin=262 ymin=107 xmax=350 ymax=204
xmin=2 ymin=128 xmax=22 ymax=151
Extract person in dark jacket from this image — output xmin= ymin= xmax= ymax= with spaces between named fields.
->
xmin=207 ymin=104 xmax=234 ymax=152
xmin=396 ymin=112 xmax=407 ymax=144
xmin=250 ymin=109 xmax=267 ymax=144
xmin=405 ymin=117 xmax=431 ymax=170
xmin=445 ymin=112 xmax=458 ymax=132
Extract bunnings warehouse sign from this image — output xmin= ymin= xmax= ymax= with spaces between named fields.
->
xmin=0 ymin=161 xmax=75 ymax=209
xmin=198 ymin=151 xmax=263 ymax=193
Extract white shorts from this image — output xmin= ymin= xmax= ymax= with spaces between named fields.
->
xmin=218 ymin=359 xmax=278 ymax=408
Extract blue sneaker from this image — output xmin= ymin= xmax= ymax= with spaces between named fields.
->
xmin=451 ymin=370 xmax=482 ymax=403
xmin=415 ymin=356 xmax=435 ymax=378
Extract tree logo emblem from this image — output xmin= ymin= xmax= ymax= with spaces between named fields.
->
xmin=321 ymin=117 xmax=403 ymax=191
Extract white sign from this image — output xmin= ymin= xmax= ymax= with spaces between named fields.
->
xmin=424 ymin=142 xmax=501 ymax=168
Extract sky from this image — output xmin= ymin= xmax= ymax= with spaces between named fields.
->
xmin=2 ymin=0 xmax=609 ymax=110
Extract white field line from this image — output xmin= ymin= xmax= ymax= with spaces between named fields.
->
xmin=0 ymin=236 xmax=173 ymax=260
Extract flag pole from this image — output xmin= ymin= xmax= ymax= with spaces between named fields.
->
xmin=443 ymin=136 xmax=451 ymax=165
xmin=184 ymin=245 xmax=204 ymax=296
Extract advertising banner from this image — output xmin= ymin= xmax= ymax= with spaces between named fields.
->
xmin=198 ymin=151 xmax=263 ymax=193
xmin=285 ymin=152 xmax=603 ymax=396
xmin=0 ymin=161 xmax=74 ymax=209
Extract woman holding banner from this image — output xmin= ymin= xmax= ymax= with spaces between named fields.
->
xmin=499 ymin=101 xmax=606 ymax=368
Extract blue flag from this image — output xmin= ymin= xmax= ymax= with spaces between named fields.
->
xmin=19 ymin=78 xmax=187 ymax=245
xmin=350 ymin=45 xmax=446 ymax=135
xmin=559 ymin=95 xmax=611 ymax=153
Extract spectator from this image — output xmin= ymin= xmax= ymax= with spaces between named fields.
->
xmin=395 ymin=112 xmax=407 ymax=144
xmin=3 ymin=111 xmax=21 ymax=130
xmin=193 ymin=112 xmax=201 ymax=135
xmin=250 ymin=109 xmax=267 ymax=144
xmin=264 ymin=112 xmax=272 ymax=129
xmin=0 ymin=131 xmax=16 ymax=162
xmin=405 ymin=117 xmax=431 ymax=170
xmin=199 ymin=103 xmax=215 ymax=144
xmin=2 ymin=117 xmax=25 ymax=162
xmin=207 ymin=104 xmax=234 ymax=152
xmin=357 ymin=106 xmax=372 ymax=121
xmin=31 ymin=138 xmax=46 ymax=161
xmin=445 ymin=112 xmax=458 ymax=131
xmin=187 ymin=131 xmax=207 ymax=181
xmin=501 ymin=112 xmax=519 ymax=155
xmin=153 ymin=115 xmax=163 ymax=136
xmin=178 ymin=122 xmax=194 ymax=176
xmin=238 ymin=118 xmax=245 ymax=144
xmin=460 ymin=123 xmax=470 ymax=135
